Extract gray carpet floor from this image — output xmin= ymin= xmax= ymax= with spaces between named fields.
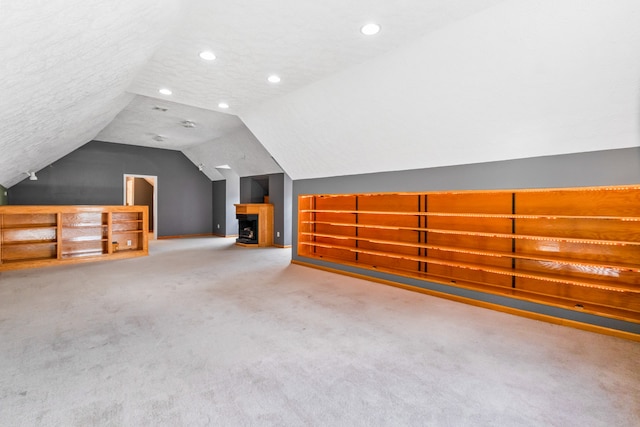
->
xmin=1 ymin=237 xmax=639 ymax=426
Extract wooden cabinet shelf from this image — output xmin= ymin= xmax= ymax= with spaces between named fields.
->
xmin=1 ymin=206 xmax=148 ymax=271
xmin=298 ymin=186 xmax=640 ymax=326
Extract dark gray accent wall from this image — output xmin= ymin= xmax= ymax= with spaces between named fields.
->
xmin=268 ymin=173 xmax=292 ymax=247
xmin=0 ymin=185 xmax=7 ymax=205
xmin=292 ymin=147 xmax=640 ymax=334
xmin=240 ymin=173 xmax=293 ymax=247
xmin=8 ymin=141 xmax=213 ymax=237
xmin=212 ymin=180 xmax=227 ymax=236
xmin=239 ymin=177 xmax=254 ymax=204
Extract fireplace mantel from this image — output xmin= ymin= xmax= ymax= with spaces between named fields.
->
xmin=234 ymin=204 xmax=274 ymax=247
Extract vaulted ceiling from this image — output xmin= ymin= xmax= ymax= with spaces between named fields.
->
xmin=2 ymin=0 xmax=639 ymax=187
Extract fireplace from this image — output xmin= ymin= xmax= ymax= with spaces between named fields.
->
xmin=236 ymin=214 xmax=259 ymax=244
xmin=234 ymin=203 xmax=274 ymax=247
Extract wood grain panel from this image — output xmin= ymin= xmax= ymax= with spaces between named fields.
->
xmin=62 ymin=212 xmax=105 ymax=227
xmin=515 ymin=238 xmax=640 ymax=266
xmin=516 ymin=218 xmax=640 ymax=242
xmin=2 ymin=213 xmax=56 ymax=227
xmin=515 ymin=276 xmax=640 ymax=314
xmin=357 ymin=252 xmax=419 ymax=271
xmin=515 ymin=259 xmax=640 ymax=286
xmin=426 ymin=264 xmax=513 ymax=288
xmin=427 ymin=233 xmax=512 ymax=252
xmin=2 ymin=227 xmax=57 ymax=243
xmin=357 ymin=194 xmax=420 ymax=212
xmin=517 ymin=188 xmax=640 ymax=216
xmin=428 ymin=192 xmax=512 ymax=214
xmin=2 ymin=243 xmax=57 ymax=261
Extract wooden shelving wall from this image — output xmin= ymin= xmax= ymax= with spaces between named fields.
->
xmin=0 ymin=205 xmax=148 ymax=271
xmin=298 ymin=186 xmax=640 ymax=325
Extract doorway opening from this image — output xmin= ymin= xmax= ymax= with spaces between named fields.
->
xmin=124 ymin=174 xmax=157 ymax=240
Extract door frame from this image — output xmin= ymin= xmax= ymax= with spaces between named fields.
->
xmin=123 ymin=174 xmax=158 ymax=240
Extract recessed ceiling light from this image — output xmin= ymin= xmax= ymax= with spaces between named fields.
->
xmin=159 ymin=88 xmax=172 ymax=95
xmin=199 ymin=50 xmax=216 ymax=61
xmin=268 ymin=75 xmax=281 ymax=84
xmin=215 ymin=164 xmax=231 ymax=169
xmin=360 ymin=23 xmax=381 ymax=36
xmin=218 ymin=102 xmax=229 ymax=109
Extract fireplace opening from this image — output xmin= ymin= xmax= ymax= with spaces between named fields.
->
xmin=236 ymin=214 xmax=259 ymax=244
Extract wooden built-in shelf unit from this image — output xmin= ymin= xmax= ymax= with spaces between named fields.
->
xmin=298 ymin=185 xmax=640 ymax=328
xmin=0 ymin=205 xmax=148 ymax=271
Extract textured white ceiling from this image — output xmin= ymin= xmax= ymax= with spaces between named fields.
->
xmin=243 ymin=0 xmax=640 ymax=180
xmin=3 ymin=0 xmax=556 ymax=188
xmin=0 ymin=0 xmax=182 ymax=187
xmin=128 ymin=0 xmax=506 ymax=115
xmin=95 ymin=95 xmax=245 ymax=150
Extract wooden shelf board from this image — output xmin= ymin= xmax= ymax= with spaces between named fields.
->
xmin=61 ymin=237 xmax=107 ymax=243
xmin=301 ymin=222 xmax=640 ymax=246
xmin=301 ymin=209 xmax=640 ymax=222
xmin=300 ymin=231 xmax=640 ymax=272
xmin=2 ymin=240 xmax=57 ymax=246
xmin=1 ymin=256 xmax=57 ymax=264
xmin=1 ymin=224 xmax=57 ymax=230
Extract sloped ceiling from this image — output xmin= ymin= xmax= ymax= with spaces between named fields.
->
xmin=0 ymin=0 xmax=182 ymax=187
xmin=243 ymin=0 xmax=640 ymax=180
xmin=3 ymin=0 xmax=638 ymax=187
xmin=1 ymin=0 xmax=506 ymax=187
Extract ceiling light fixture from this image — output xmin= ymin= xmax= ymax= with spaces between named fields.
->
xmin=198 ymin=164 xmax=204 ymax=171
xmin=215 ymin=164 xmax=231 ymax=169
xmin=360 ymin=23 xmax=381 ymax=36
xmin=218 ymin=102 xmax=229 ymax=109
xmin=26 ymin=171 xmax=38 ymax=181
xmin=159 ymin=88 xmax=172 ymax=95
xmin=199 ymin=50 xmax=216 ymax=61
xmin=267 ymin=75 xmax=281 ymax=84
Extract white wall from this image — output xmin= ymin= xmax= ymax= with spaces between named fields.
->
xmin=242 ymin=0 xmax=640 ymax=180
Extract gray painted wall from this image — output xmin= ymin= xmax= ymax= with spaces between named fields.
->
xmin=292 ymin=147 xmax=640 ymax=333
xmin=212 ymin=180 xmax=227 ymax=236
xmin=216 ymin=170 xmax=240 ymax=237
xmin=0 ymin=185 xmax=7 ymax=205
xmin=8 ymin=141 xmax=213 ymax=237
xmin=239 ymin=173 xmax=293 ymax=247
xmin=268 ymin=173 xmax=292 ymax=247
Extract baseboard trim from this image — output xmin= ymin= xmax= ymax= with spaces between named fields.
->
xmin=158 ymin=233 xmax=216 ymax=240
xmin=291 ymin=259 xmax=640 ymax=342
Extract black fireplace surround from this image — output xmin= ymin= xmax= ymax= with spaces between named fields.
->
xmin=236 ymin=214 xmax=259 ymax=244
